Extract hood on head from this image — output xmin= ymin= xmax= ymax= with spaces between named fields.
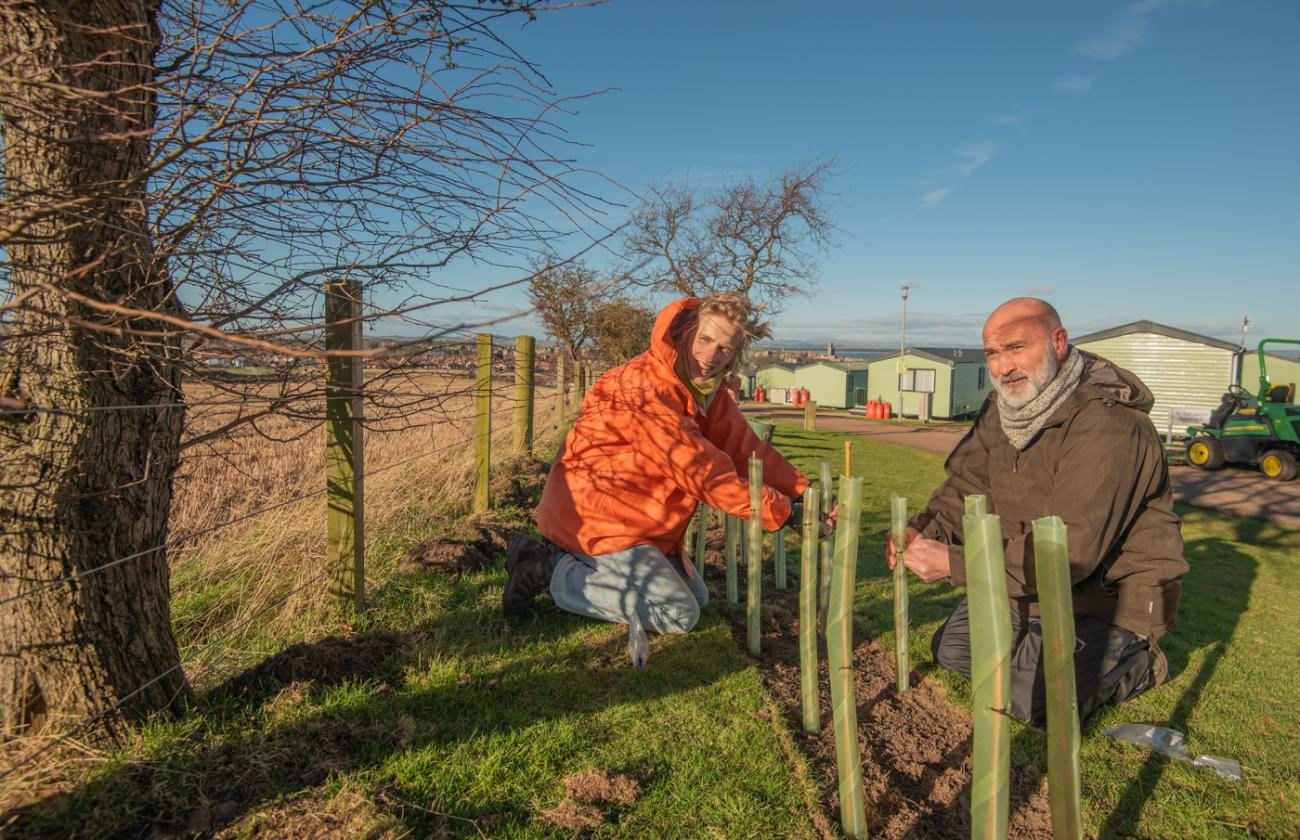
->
xmin=650 ymin=297 xmax=700 ymax=371
xmin=1078 ymin=349 xmax=1155 ymax=414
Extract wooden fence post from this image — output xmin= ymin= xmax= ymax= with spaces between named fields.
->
xmin=325 ymin=279 xmax=364 ymax=613
xmin=474 ymin=333 xmax=492 ymax=513
xmin=514 ymin=335 xmax=535 ymax=454
xmin=555 ymin=351 xmax=566 ymax=426
xmin=804 ymin=399 xmax=817 ymax=430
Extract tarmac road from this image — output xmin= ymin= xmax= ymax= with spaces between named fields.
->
xmin=743 ymin=405 xmax=1300 ymax=529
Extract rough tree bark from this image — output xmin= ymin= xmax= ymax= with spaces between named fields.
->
xmin=0 ymin=0 xmax=191 ymax=737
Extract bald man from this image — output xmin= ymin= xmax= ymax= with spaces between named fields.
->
xmin=888 ymin=298 xmax=1187 ymax=726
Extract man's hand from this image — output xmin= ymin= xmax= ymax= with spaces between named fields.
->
xmin=822 ymin=503 xmax=840 ymax=536
xmin=885 ymin=525 xmax=919 ymax=570
xmin=900 ymin=538 xmax=951 ymax=583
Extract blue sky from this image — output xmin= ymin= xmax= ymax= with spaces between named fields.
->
xmin=424 ymin=0 xmax=1298 ymax=349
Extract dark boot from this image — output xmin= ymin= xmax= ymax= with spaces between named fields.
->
xmin=503 ymin=534 xmax=557 ymax=616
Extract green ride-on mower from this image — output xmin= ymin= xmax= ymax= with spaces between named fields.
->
xmin=1185 ymin=338 xmax=1300 ymax=481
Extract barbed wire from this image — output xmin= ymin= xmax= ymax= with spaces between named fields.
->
xmin=0 ymin=391 xmax=569 ymax=610
xmin=0 ymin=403 xmax=575 ymax=781
xmin=0 ymin=394 xmax=575 ymax=784
xmin=0 ymin=353 xmax=587 ymax=418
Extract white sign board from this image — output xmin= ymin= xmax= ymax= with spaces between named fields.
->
xmin=1169 ymin=406 xmax=1211 ymax=427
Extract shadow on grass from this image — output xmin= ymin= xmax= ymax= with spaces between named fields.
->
xmin=1095 ymin=534 xmax=1255 ymax=839
xmin=3 ymin=572 xmax=745 ymax=839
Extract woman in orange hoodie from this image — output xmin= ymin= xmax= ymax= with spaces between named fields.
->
xmin=504 ymin=293 xmax=826 ymax=634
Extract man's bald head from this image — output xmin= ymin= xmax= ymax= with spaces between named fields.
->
xmin=985 ymin=297 xmax=1062 ymax=337
xmin=982 ymin=297 xmax=1070 ymax=409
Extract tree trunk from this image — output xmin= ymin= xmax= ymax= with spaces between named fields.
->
xmin=0 ymin=1 xmax=191 ymax=738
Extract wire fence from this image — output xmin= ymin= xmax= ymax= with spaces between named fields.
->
xmin=0 ymin=330 xmax=592 ymax=786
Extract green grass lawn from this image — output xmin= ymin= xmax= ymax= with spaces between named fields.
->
xmin=11 ymin=425 xmax=1297 ymax=839
xmin=774 ymin=422 xmax=1300 ymax=840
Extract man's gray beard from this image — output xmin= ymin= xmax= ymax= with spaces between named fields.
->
xmin=992 ymin=348 xmax=1060 ymax=410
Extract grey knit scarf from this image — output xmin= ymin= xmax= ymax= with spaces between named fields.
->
xmin=997 ymin=347 xmax=1084 ymax=450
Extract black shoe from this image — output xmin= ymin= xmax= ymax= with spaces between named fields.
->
xmin=503 ymin=534 xmax=557 ymax=616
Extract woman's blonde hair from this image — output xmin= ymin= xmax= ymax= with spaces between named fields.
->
xmin=688 ymin=292 xmax=772 ymax=375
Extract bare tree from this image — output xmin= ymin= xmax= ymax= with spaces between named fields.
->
xmin=589 ymin=298 xmax=654 ymax=367
xmin=624 ymin=159 xmax=836 ymax=310
xmin=527 ymin=260 xmax=603 ymax=365
xmin=0 ymin=0 xmax=606 ymax=739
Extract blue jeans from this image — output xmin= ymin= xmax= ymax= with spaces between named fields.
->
xmin=549 ymin=544 xmax=710 ymax=634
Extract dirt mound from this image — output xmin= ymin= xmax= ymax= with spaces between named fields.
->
xmin=564 ymin=769 xmax=641 ymax=807
xmin=491 ymin=455 xmax=551 ymax=508
xmin=539 ymin=799 xmax=605 ymax=832
xmin=211 ymin=631 xmax=402 ymax=702
xmin=402 ymin=519 xmax=526 ymax=576
xmin=401 ymin=540 xmax=490 ymax=575
xmin=699 ymin=536 xmax=1058 ymax=840
xmin=539 ymin=769 xmax=643 ymax=833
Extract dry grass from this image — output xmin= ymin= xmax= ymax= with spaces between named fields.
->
xmin=168 ymin=368 xmax=565 ymax=685
xmin=0 ymin=364 xmax=573 ymax=806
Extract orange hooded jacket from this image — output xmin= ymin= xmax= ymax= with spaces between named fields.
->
xmin=536 ymin=298 xmax=810 ymax=567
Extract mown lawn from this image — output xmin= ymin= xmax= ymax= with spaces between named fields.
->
xmin=9 ymin=424 xmax=1297 ymax=839
xmin=775 ymin=423 xmax=1300 ymax=840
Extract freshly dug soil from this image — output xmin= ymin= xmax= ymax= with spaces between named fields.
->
xmin=696 ymin=529 xmax=1058 ymax=840
xmin=401 ymin=520 xmax=525 ymax=576
xmin=539 ymin=769 xmax=644 ymax=832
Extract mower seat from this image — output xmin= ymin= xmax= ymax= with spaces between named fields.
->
xmin=1266 ymin=383 xmax=1295 ymax=404
xmin=1206 ymin=393 xmax=1240 ymax=429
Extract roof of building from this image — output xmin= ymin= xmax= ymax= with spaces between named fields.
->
xmin=1072 ymin=320 xmax=1240 ymax=352
xmin=796 ymin=360 xmax=870 ymax=372
xmin=756 ymin=362 xmax=796 ymax=372
xmin=866 ymin=347 xmax=984 ymax=366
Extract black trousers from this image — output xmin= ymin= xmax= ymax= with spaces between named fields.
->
xmin=931 ymin=598 xmax=1154 ymax=727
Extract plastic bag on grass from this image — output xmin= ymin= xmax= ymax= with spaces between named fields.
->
xmin=1102 ymin=724 xmax=1241 ymax=781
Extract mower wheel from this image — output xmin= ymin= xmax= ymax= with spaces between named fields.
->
xmin=1186 ymin=437 xmax=1225 ymax=470
xmin=1260 ymin=449 xmax=1297 ymax=482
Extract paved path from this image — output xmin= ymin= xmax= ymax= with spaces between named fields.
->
xmin=743 ymin=406 xmax=1300 ymax=529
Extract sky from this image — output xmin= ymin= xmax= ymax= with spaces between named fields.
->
xmin=416 ymin=0 xmax=1299 ymax=350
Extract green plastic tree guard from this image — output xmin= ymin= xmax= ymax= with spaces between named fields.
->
xmin=827 ymin=476 xmax=867 ymax=839
xmin=964 ymin=510 xmax=1011 ymax=840
xmin=747 ymin=454 xmax=763 ymax=655
xmin=890 ymin=494 xmax=910 ymax=692
xmin=1033 ymin=516 xmax=1083 ymax=840
xmin=799 ymin=486 xmax=821 ymax=734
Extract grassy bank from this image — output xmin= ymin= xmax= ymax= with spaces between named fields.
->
xmin=5 ymin=423 xmax=1295 ymax=838
xmin=774 ymin=423 xmax=1300 ymax=839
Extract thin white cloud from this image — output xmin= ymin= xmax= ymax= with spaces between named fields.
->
xmin=1021 ymin=285 xmax=1055 ymax=296
xmin=1077 ymin=15 xmax=1150 ymax=60
xmin=989 ymin=108 xmax=1030 ymax=127
xmin=920 ymin=187 xmax=953 ymax=211
xmin=769 ymin=311 xmax=989 ymax=347
xmin=1054 ymin=74 xmax=1097 ymax=94
xmin=915 ymin=141 xmax=1000 ymax=210
xmin=1077 ymin=0 xmax=1213 ymax=61
xmin=955 ymin=141 xmax=1000 ymax=176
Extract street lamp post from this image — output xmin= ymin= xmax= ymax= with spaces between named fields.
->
xmin=899 ymin=285 xmax=910 ymax=405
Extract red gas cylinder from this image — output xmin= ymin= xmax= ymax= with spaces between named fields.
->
xmin=801 ymin=387 xmax=810 ymax=406
xmin=755 ymin=386 xmax=765 ymax=403
xmin=882 ymin=401 xmax=892 ymax=419
xmin=864 ymin=400 xmax=875 ymax=418
xmin=793 ymin=388 xmax=803 ymax=408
